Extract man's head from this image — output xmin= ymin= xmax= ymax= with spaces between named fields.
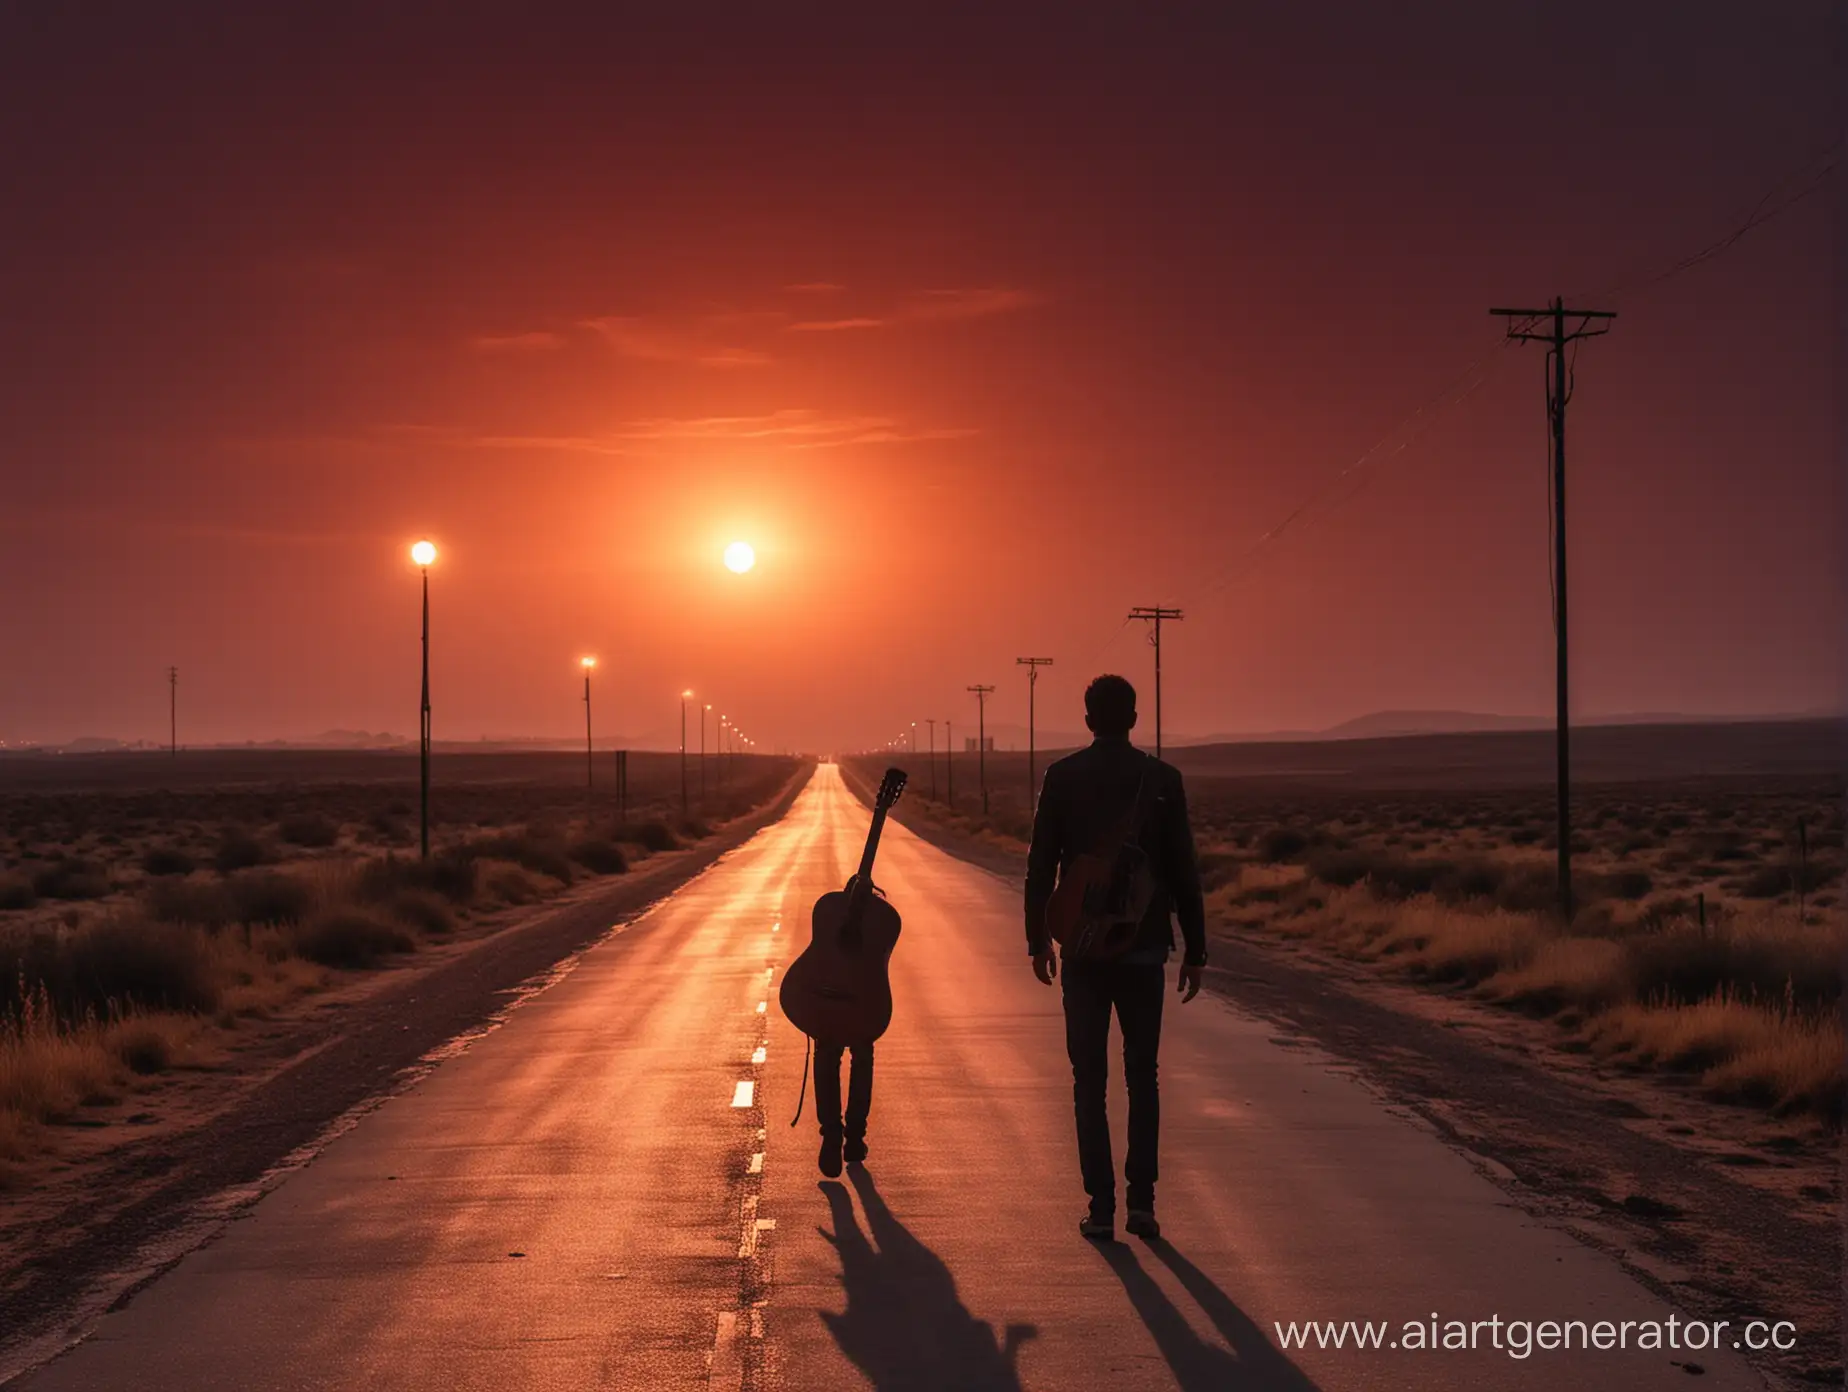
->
xmin=1084 ymin=674 xmax=1138 ymax=739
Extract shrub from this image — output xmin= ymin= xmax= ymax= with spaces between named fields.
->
xmin=67 ymin=916 xmax=220 ymax=1015
xmin=140 ymin=845 xmax=196 ymax=877
xmin=142 ymin=878 xmax=233 ymax=930
xmin=110 ymin=1019 xmax=179 ymax=1075
xmin=277 ymin=813 xmax=340 ymax=848
xmin=678 ymin=818 xmax=714 ymax=840
xmin=464 ymin=835 xmax=573 ymax=884
xmin=570 ymin=839 xmax=628 ymax=875
xmin=383 ymin=891 xmax=455 ymax=936
xmin=32 ymin=859 xmax=110 ymax=901
xmin=1257 ymin=828 xmax=1309 ymax=863
xmin=227 ymin=871 xmax=314 ymax=927
xmin=355 ymin=852 xmax=477 ymax=906
xmin=481 ymin=863 xmax=544 ymax=905
xmin=291 ymin=911 xmax=414 ymax=968
xmin=214 ymin=831 xmax=267 ymax=874
xmin=626 ymin=821 xmax=679 ymax=853
xmin=0 ymin=877 xmax=35 ymax=911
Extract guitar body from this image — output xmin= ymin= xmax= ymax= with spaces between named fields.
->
xmin=778 ymin=889 xmax=902 ymax=1043
xmin=778 ymin=766 xmax=909 ymax=1045
xmin=1044 ymin=851 xmax=1137 ymax=959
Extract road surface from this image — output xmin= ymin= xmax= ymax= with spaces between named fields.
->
xmin=17 ymin=765 xmax=1762 ymax=1391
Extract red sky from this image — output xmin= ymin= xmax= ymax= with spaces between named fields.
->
xmin=0 ymin=4 xmax=1840 ymax=752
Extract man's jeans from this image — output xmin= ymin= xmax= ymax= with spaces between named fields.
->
xmin=1061 ymin=958 xmax=1164 ymax=1216
xmin=814 ymin=1040 xmax=873 ymax=1142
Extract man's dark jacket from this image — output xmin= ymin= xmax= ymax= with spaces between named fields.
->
xmin=1024 ymin=735 xmax=1207 ymax=966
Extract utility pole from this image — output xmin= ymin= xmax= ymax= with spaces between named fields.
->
xmin=581 ymin=658 xmax=596 ymax=803
xmin=924 ymin=718 xmax=937 ymax=799
xmin=1490 ymin=297 xmax=1616 ymax=918
xmin=1016 ymin=657 xmax=1052 ymax=806
xmin=1127 ymin=607 xmax=1183 ymax=759
xmin=167 ymin=666 xmax=177 ymax=757
xmin=701 ymin=704 xmax=710 ymax=806
xmin=945 ymin=718 xmax=953 ymax=809
xmin=967 ymin=685 xmax=995 ymax=814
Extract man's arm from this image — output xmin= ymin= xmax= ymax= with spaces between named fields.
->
xmin=1024 ymin=765 xmax=1062 ymax=957
xmin=1164 ymin=772 xmax=1207 ymax=967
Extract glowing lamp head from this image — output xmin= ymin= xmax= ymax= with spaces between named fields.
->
xmin=723 ymin=541 xmax=756 ymax=574
xmin=581 ymin=656 xmax=597 ymax=670
xmin=410 ymin=540 xmax=437 ymax=568
xmin=682 ymin=689 xmax=694 ymax=700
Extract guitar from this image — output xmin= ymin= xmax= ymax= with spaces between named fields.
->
xmin=779 ymin=767 xmax=907 ymax=1043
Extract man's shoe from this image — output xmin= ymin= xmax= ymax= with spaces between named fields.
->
xmin=1078 ymin=1212 xmax=1115 ymax=1242
xmin=843 ymin=1137 xmax=868 ymax=1165
xmin=818 ymin=1134 xmax=843 ymax=1178
xmin=1125 ymin=1209 xmax=1161 ymax=1240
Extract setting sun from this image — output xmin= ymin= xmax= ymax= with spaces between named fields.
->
xmin=723 ymin=541 xmax=756 ymax=574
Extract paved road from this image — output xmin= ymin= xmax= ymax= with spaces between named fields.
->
xmin=19 ymin=765 xmax=1762 ymax=1391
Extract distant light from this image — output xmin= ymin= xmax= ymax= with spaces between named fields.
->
xmin=683 ymin=689 xmax=694 ymax=699
xmin=582 ymin=656 xmax=597 ymax=669
xmin=724 ymin=541 xmax=756 ymax=574
xmin=410 ymin=540 xmax=437 ymax=567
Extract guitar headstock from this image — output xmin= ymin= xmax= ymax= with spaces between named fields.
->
xmin=876 ymin=767 xmax=908 ymax=810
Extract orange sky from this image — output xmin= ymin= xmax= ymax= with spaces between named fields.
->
xmin=0 ymin=6 xmax=1840 ymax=751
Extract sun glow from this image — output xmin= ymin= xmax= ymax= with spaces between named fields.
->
xmin=723 ymin=541 xmax=756 ymax=574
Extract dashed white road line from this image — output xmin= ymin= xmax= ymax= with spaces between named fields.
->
xmin=731 ymin=1081 xmax=755 ymax=1108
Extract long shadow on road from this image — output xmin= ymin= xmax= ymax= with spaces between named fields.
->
xmin=818 ymin=1168 xmax=1036 ymax=1391
xmin=1094 ymin=1238 xmax=1323 ymax=1391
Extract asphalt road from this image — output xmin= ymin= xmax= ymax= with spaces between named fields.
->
xmin=17 ymin=765 xmax=1764 ymax=1391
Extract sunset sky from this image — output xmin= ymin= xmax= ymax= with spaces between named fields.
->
xmin=1 ymin=4 xmax=1839 ymax=752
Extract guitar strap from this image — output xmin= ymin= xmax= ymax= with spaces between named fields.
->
xmin=789 ymin=1033 xmax=812 ymax=1127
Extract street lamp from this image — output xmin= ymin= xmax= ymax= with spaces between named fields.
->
xmin=410 ymin=539 xmax=438 ymax=859
xmin=680 ymin=689 xmax=693 ymax=816
xmin=702 ymin=703 xmax=711 ymax=805
xmin=581 ymin=658 xmax=597 ymax=797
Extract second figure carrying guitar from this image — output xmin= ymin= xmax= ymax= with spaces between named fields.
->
xmin=779 ymin=768 xmax=907 ymax=1177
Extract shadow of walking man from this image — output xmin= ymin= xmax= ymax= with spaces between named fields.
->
xmin=818 ymin=1168 xmax=1036 ymax=1391
xmin=1094 ymin=1239 xmax=1322 ymax=1391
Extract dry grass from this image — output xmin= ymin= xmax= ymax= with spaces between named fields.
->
xmin=846 ymin=754 xmax=1844 ymax=1123
xmin=0 ymin=751 xmax=804 ymax=1167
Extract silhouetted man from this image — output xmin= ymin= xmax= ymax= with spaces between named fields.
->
xmin=1025 ymin=674 xmax=1205 ymax=1241
xmin=814 ymin=1037 xmax=873 ymax=1177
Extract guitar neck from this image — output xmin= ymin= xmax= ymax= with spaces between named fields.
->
xmin=855 ymin=804 xmax=889 ymax=886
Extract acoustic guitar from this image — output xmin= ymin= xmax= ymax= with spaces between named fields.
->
xmin=779 ymin=767 xmax=907 ymax=1044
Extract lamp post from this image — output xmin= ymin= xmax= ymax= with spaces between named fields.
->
xmin=581 ymin=657 xmax=597 ymax=797
xmin=680 ymin=690 xmax=693 ymax=816
xmin=702 ymin=703 xmax=710 ymax=805
xmin=924 ymin=718 xmax=937 ymax=799
xmin=410 ymin=539 xmax=438 ymax=860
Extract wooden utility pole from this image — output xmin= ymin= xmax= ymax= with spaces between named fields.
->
xmin=945 ymin=719 xmax=953 ymax=809
xmin=1016 ymin=657 xmax=1052 ymax=806
xmin=167 ymin=666 xmax=177 ymax=757
xmin=1127 ymin=607 xmax=1183 ymax=758
xmin=967 ymin=686 xmax=995 ymax=814
xmin=1490 ymin=298 xmax=1616 ymax=918
xmin=924 ymin=718 xmax=937 ymax=799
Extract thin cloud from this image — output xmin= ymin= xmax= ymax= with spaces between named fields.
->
xmin=617 ymin=408 xmax=974 ymax=448
xmin=469 ymin=331 xmax=566 ymax=352
xmin=788 ymin=285 xmax=1037 ymax=333
xmin=906 ymin=286 xmax=1038 ymax=321
xmin=582 ymin=315 xmax=773 ymax=368
xmin=788 ymin=316 xmax=888 ymax=332
xmin=785 ymin=281 xmax=846 ymax=293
